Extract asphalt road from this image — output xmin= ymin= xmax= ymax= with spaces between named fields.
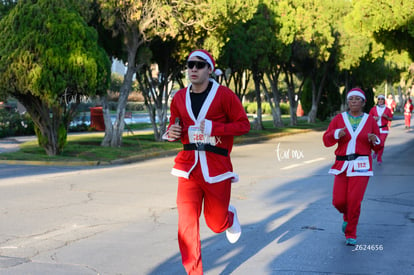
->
xmin=0 ymin=117 xmax=413 ymax=275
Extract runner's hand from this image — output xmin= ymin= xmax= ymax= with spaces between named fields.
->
xmin=168 ymin=124 xmax=182 ymax=139
xmin=200 ymin=120 xmax=205 ymax=132
xmin=338 ymin=127 xmax=346 ymax=138
xmin=368 ymin=133 xmax=377 ymax=144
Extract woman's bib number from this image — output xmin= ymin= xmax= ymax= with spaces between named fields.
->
xmin=353 ymin=156 xmax=370 ymax=172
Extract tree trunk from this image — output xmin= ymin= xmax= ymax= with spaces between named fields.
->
xmin=307 ymin=62 xmax=329 ymax=123
xmin=341 ymin=71 xmax=350 ymax=112
xmin=265 ymin=72 xmax=284 ymax=127
xmin=137 ymin=65 xmax=171 ymax=142
xmin=101 ymin=95 xmax=113 ymax=147
xmin=110 ymin=79 xmax=130 ymax=147
xmin=231 ymin=69 xmax=250 ymax=101
xmin=307 ymin=104 xmax=318 ymax=123
xmin=152 ymin=72 xmax=171 ymax=141
xmin=261 ymin=77 xmax=283 ymax=127
xmin=397 ymin=85 xmax=404 ymax=112
xmin=283 ymin=68 xmax=298 ymax=126
xmin=15 ymin=94 xmax=70 ymax=156
xmin=102 ymin=31 xmax=139 ymax=147
xmin=252 ymin=72 xmax=264 ymax=130
xmin=288 ymin=100 xmax=298 ymax=126
xmin=157 ymin=79 xmax=171 ymax=141
xmin=307 ymin=80 xmax=318 ymax=123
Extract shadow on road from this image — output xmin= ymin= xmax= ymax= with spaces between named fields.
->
xmin=148 ymin=126 xmax=414 ymax=274
xmin=148 ymin=163 xmax=334 ymax=275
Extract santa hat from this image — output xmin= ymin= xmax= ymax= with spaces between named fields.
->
xmin=188 ymin=49 xmax=222 ymax=76
xmin=377 ymin=94 xmax=385 ymax=99
xmin=347 ymin=88 xmax=366 ymax=101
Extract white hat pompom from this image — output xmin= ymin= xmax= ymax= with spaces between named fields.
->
xmin=214 ymin=68 xmax=223 ymax=76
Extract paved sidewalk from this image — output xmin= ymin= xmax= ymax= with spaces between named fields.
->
xmin=0 ymin=137 xmax=25 ymax=154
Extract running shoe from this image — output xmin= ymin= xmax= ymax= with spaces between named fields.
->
xmin=346 ymin=238 xmax=357 ymax=246
xmin=226 ymin=205 xmax=241 ymax=244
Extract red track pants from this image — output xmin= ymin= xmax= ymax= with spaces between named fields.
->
xmin=405 ymin=114 xmax=411 ymax=128
xmin=376 ymin=133 xmax=388 ymax=162
xmin=177 ymin=163 xmax=234 ymax=275
xmin=332 ymin=173 xmax=369 ymax=239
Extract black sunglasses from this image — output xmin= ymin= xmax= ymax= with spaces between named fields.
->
xmin=187 ymin=61 xmax=208 ymax=69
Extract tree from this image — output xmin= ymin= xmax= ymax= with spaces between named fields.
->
xmin=0 ymin=0 xmax=111 ymax=156
xmin=334 ymin=0 xmax=413 ymax=110
xmin=94 ymin=0 xmax=189 ymax=147
xmin=213 ymin=1 xmax=253 ymax=100
xmin=277 ymin=0 xmax=347 ymax=124
xmin=0 ymin=0 xmax=16 ymax=19
xmin=137 ymin=37 xmax=184 ymax=141
xmin=258 ymin=3 xmax=289 ymax=128
xmin=384 ymin=51 xmax=414 ymax=110
xmin=348 ymin=0 xmax=414 ymax=60
xmin=222 ymin=3 xmax=282 ymax=130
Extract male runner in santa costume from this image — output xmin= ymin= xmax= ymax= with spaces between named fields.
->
xmin=163 ymin=49 xmax=250 ymax=274
xmin=369 ymin=94 xmax=393 ymax=165
xmin=323 ymin=88 xmax=381 ymax=246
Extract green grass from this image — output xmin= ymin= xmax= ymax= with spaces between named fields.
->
xmin=0 ymin=117 xmax=329 ymax=164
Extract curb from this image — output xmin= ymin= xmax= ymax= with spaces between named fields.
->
xmin=0 ymin=159 xmax=100 ymax=166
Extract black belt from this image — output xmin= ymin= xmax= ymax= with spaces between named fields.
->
xmin=379 ymin=124 xmax=388 ymax=128
xmin=183 ymin=144 xmax=228 ymax=156
xmin=336 ymin=154 xmax=368 ymax=161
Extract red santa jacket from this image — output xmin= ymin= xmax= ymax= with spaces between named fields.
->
xmin=165 ymin=80 xmax=250 ymax=183
xmin=386 ymin=99 xmax=396 ymax=113
xmin=404 ymin=101 xmax=413 ymax=115
xmin=323 ymin=112 xmax=381 ymax=177
xmin=369 ymin=105 xmax=393 ymax=133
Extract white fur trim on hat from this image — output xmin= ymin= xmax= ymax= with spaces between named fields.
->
xmin=188 ymin=50 xmax=215 ymax=70
xmin=347 ymin=89 xmax=366 ymax=100
xmin=214 ymin=68 xmax=223 ymax=76
xmin=377 ymin=94 xmax=385 ymax=99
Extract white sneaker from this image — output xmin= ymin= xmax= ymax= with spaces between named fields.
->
xmin=226 ymin=205 xmax=241 ymax=244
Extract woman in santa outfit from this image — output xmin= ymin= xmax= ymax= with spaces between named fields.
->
xmin=369 ymin=94 xmax=393 ymax=165
xmin=164 ymin=50 xmax=250 ymax=274
xmin=323 ymin=88 xmax=381 ymax=246
xmin=404 ymin=98 xmax=413 ymax=129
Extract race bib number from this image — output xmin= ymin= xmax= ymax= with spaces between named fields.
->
xmin=188 ymin=125 xmax=216 ymax=145
xmin=189 ymin=125 xmax=206 ymax=144
xmin=353 ymin=156 xmax=370 ymax=172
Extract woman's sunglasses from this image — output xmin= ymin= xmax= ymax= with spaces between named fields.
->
xmin=187 ymin=61 xmax=208 ymax=69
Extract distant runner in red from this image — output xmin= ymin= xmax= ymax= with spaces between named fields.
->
xmin=385 ymin=94 xmax=396 ymax=114
xmin=404 ymin=98 xmax=413 ymax=129
xmin=323 ymin=88 xmax=381 ymax=246
xmin=385 ymin=94 xmax=396 ymax=127
xmin=163 ymin=49 xmax=250 ymax=274
xmin=369 ymin=95 xmax=393 ymax=165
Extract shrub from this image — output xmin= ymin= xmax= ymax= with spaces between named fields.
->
xmin=244 ymin=102 xmax=257 ymax=114
xmin=0 ymin=109 xmax=35 ymax=138
xmin=126 ymin=102 xmax=145 ymax=111
xmin=262 ymin=103 xmax=271 ymax=114
xmin=280 ymin=103 xmax=289 ymax=115
xmin=244 ymin=102 xmax=290 ymax=115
